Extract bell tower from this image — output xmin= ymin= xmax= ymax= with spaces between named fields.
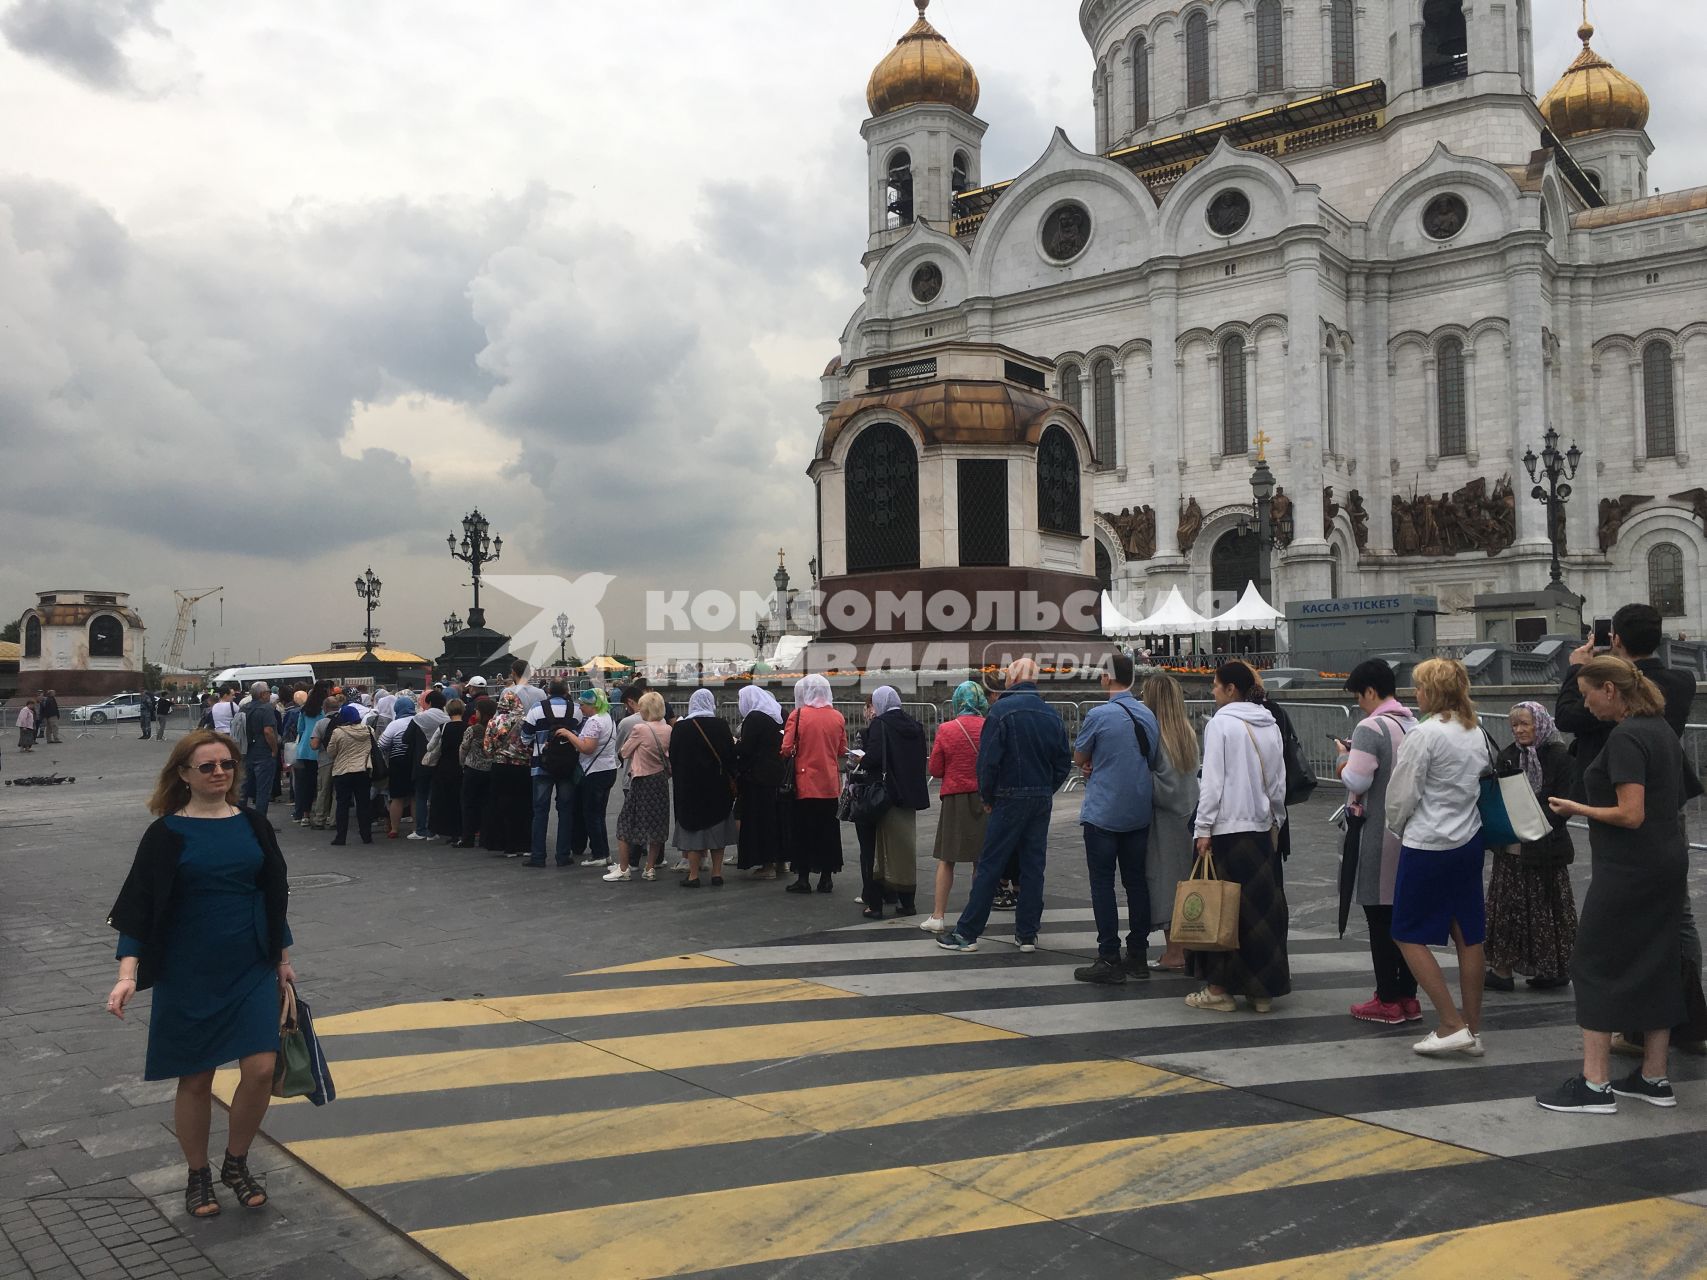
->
xmin=861 ymin=0 xmax=986 ymax=256
xmin=1388 ymin=0 xmax=1535 ymax=117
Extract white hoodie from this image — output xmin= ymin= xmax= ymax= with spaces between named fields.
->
xmin=1194 ymin=700 xmax=1287 ymax=839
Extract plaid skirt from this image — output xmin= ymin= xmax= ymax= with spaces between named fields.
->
xmin=1186 ymin=830 xmax=1293 ymax=999
xmin=617 ymin=773 xmax=670 ymax=846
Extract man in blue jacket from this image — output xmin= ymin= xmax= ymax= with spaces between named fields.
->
xmin=1070 ymin=653 xmax=1160 ymax=984
xmin=938 ymin=658 xmax=1072 ymax=954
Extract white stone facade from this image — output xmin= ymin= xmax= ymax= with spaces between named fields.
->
xmin=822 ymin=1 xmax=1707 ymax=643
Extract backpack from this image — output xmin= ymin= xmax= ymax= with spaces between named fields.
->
xmin=230 ymin=704 xmax=249 ymax=755
xmin=538 ymin=700 xmax=584 ymax=783
xmin=1273 ymin=705 xmax=1318 ymax=806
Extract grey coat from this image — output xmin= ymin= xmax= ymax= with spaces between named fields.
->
xmin=1345 ymin=707 xmax=1417 ymax=906
xmin=1145 ymin=747 xmax=1201 ymax=929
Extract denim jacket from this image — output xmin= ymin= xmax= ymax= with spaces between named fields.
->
xmin=976 ymin=683 xmax=1072 ymax=804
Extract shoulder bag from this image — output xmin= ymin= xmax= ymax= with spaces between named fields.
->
xmin=366 ymin=726 xmax=389 ymax=785
xmin=1478 ymin=728 xmax=1549 ymax=845
xmin=839 ymin=722 xmax=892 ymax=825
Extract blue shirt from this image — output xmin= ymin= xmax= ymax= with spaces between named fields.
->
xmin=1073 ymin=691 xmax=1159 ymax=833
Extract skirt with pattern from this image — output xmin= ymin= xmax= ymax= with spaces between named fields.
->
xmin=1484 ymin=851 xmax=1577 ymax=980
xmin=617 ymin=772 xmax=670 ymax=847
xmin=1185 ymin=830 xmax=1293 ymax=999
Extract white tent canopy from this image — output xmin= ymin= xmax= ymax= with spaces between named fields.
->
xmin=1101 ymin=592 xmax=1145 ymax=638
xmin=1132 ymin=586 xmax=1212 ymax=637
xmin=1210 ymin=581 xmax=1283 ymax=632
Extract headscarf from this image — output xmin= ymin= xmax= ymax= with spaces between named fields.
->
xmin=686 ymin=689 xmax=718 ymax=719
xmin=392 ymin=695 xmax=416 ymax=719
xmin=337 ymin=704 xmax=363 ymax=725
xmin=952 ymin=680 xmax=989 ymax=717
xmin=739 ymin=685 xmax=784 ymax=724
xmin=871 ymin=686 xmax=902 ymax=717
xmin=376 ymin=691 xmax=396 ymax=718
xmin=799 ymin=674 xmax=833 ymax=709
xmin=1511 ymin=700 xmax=1558 ymax=795
xmin=579 ymin=687 xmax=610 ymax=716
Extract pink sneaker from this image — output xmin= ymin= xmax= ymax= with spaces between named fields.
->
xmin=1351 ymin=995 xmax=1408 ymax=1025
xmin=1399 ymin=998 xmax=1424 ymax=1022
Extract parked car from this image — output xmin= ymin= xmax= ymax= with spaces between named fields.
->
xmin=70 ymin=693 xmax=147 ymax=724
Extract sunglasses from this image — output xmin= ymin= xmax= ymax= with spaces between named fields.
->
xmin=188 ymin=759 xmax=238 ymax=775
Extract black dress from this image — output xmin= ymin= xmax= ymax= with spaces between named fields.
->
xmin=429 ymin=721 xmax=466 ymax=841
xmin=1572 ymin=715 xmax=1689 ymax=1032
xmin=671 ymin=715 xmax=738 ymax=849
xmin=736 ymin=712 xmax=786 ymax=869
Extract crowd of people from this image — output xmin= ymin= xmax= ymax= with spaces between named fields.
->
xmin=105 ymin=595 xmax=1707 ymax=1225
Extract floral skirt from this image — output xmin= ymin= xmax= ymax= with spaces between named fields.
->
xmin=1485 ymin=853 xmax=1577 ymax=980
xmin=617 ymin=773 xmax=670 ymax=846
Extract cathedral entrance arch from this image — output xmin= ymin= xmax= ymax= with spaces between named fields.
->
xmin=1211 ymin=529 xmax=1260 ymax=601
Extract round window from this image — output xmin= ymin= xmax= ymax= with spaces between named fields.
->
xmin=1206 ymin=189 xmax=1252 ymax=237
xmin=1422 ymin=193 xmax=1469 ymax=241
xmin=911 ymin=262 xmax=943 ymax=304
xmin=1040 ymin=202 xmax=1093 ymax=262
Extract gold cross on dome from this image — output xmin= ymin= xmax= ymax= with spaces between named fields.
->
xmin=1253 ymin=429 xmax=1272 ymax=462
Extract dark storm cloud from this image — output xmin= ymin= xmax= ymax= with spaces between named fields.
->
xmin=1 ymin=0 xmax=171 ymax=95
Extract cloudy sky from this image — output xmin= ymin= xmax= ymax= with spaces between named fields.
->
xmin=0 ymin=1 xmax=1696 ymax=669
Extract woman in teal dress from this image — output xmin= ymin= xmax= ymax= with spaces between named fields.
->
xmin=107 ymin=729 xmax=296 ymax=1219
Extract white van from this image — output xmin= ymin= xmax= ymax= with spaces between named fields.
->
xmin=211 ymin=664 xmax=316 ymax=690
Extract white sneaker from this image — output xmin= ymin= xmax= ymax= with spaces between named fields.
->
xmin=1014 ymin=938 xmax=1038 ymax=953
xmin=602 ymin=866 xmax=632 ymax=882
xmin=406 ymin=832 xmax=429 ymax=841
xmin=641 ymin=867 xmax=657 ymax=881
xmin=1413 ymin=1027 xmax=1478 ymax=1057
xmin=919 ymin=916 xmax=947 ymax=933
xmin=580 ymin=856 xmax=607 ymax=867
xmin=1458 ymin=1033 xmax=1486 ymax=1058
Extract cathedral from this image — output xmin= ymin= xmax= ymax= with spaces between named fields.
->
xmin=813 ymin=0 xmax=1707 ymax=646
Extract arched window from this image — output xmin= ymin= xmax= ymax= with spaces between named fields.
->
xmin=1037 ymin=426 xmax=1082 ymax=536
xmin=1256 ymin=0 xmax=1284 ymax=93
xmin=1185 ymin=10 xmax=1210 ymax=107
xmin=1059 ymin=363 xmax=1082 ymax=414
xmin=885 ymin=150 xmax=913 ymax=228
xmin=1650 ymin=544 xmax=1686 ymax=617
xmin=1644 ymin=340 xmax=1678 ymax=458
xmin=1095 ymin=541 xmax=1113 ymax=594
xmin=1132 ymin=37 xmax=1150 ymax=128
xmin=1331 ymin=0 xmax=1356 ymax=86
xmin=1421 ymin=0 xmax=1468 ymax=87
xmin=23 ymin=615 xmax=41 ymax=659
xmin=1091 ymin=358 xmax=1117 ymax=465
xmin=1212 ymin=530 xmax=1260 ymax=597
xmin=1437 ymin=336 xmax=1467 ymax=457
xmin=1220 ymin=334 xmax=1249 ymax=456
xmin=88 ymin=615 xmax=124 ymax=659
xmin=952 ymin=151 xmax=971 ymax=195
xmin=1325 ymin=349 xmax=1339 ymax=455
xmin=844 ymin=423 xmax=919 ymax=573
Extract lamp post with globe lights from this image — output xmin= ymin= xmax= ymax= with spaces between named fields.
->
xmin=355 ymin=567 xmax=382 ymax=660
xmin=1523 ymin=426 xmax=1582 ymax=590
xmin=553 ymin=614 xmax=575 ymax=668
xmin=448 ymin=510 xmax=502 ymax=630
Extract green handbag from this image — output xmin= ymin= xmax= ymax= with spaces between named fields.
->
xmin=271 ymin=983 xmax=315 ymax=1099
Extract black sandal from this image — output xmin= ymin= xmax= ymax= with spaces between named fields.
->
xmin=185 ymin=1166 xmax=220 ymax=1218
xmin=680 ymin=878 xmax=702 ymax=889
xmin=862 ymin=906 xmax=883 ymax=920
xmin=219 ymin=1151 xmax=267 ymax=1209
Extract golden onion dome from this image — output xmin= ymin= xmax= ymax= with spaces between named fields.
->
xmin=1539 ymin=20 xmax=1650 ymax=140
xmin=866 ymin=0 xmax=980 ymax=117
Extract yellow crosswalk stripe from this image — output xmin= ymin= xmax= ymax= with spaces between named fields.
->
xmin=1206 ymin=1197 xmax=1707 ymax=1278
xmin=311 ymin=977 xmax=848 ymax=1037
xmin=411 ymin=1117 xmax=1479 ymax=1280
xmin=584 ymin=1012 xmax=1020 ymax=1071
xmin=282 ymin=1059 xmax=1214 ymax=1188
xmin=578 ymin=954 xmax=733 ymax=975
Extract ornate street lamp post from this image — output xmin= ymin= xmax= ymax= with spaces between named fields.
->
xmin=448 ymin=510 xmax=502 ymax=629
xmin=1237 ymin=432 xmax=1292 ymax=602
xmin=1523 ymin=426 xmax=1583 ymax=589
xmin=355 ymin=567 xmax=382 ymax=659
xmin=751 ymin=617 xmax=772 ymax=662
xmin=443 ymin=613 xmax=463 ymax=637
xmin=553 ymin=613 xmax=574 ymax=667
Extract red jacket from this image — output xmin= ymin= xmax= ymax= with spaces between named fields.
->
xmin=782 ymin=705 xmax=846 ymax=800
xmin=929 ymin=713 xmax=984 ymax=797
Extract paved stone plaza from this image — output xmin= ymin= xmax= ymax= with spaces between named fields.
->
xmin=5 ymin=725 xmax=1707 ymax=1279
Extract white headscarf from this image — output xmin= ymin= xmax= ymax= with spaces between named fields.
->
xmin=871 ymin=686 xmax=902 ymax=717
xmin=686 ymin=688 xmax=718 ymax=719
xmin=739 ymin=685 xmax=784 ymax=724
xmin=799 ymin=674 xmax=833 ymax=709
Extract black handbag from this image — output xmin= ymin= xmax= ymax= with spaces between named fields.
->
xmin=839 ymin=723 xmax=891 ymax=825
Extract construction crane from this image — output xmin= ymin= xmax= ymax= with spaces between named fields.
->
xmin=165 ymin=588 xmax=222 ymax=673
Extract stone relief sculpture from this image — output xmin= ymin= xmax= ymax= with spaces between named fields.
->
xmin=1389 ymin=476 xmax=1518 ymax=558
xmin=1270 ymin=487 xmax=1295 ymax=548
xmin=1671 ymin=489 xmax=1707 ymax=534
xmin=1100 ymin=506 xmax=1157 ymax=561
xmin=1597 ymin=494 xmax=1652 ymax=552
xmin=1323 ymin=487 xmax=1342 ymax=540
xmin=1346 ymin=489 xmax=1370 ymax=551
xmin=1178 ymin=497 xmax=1204 ymax=555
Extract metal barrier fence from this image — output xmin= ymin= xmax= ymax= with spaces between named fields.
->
xmin=1184 ymin=701 xmax=1352 ymax=776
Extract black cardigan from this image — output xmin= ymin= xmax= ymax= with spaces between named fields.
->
xmin=1494 ymin=739 xmax=1576 ymax=868
xmin=106 ymin=811 xmax=290 ymax=992
xmin=670 ymin=716 xmax=739 ymax=832
xmin=736 ymin=712 xmax=788 ymax=789
xmin=863 ymin=711 xmax=931 ymax=812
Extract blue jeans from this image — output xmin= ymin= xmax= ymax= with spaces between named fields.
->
xmin=1083 ymin=823 xmax=1150 ymax=960
xmin=243 ymin=754 xmax=277 ymax=818
xmin=953 ymin=795 xmax=1052 ymax=943
xmin=530 ymin=773 xmax=578 ymax=865
xmin=414 ymin=769 xmax=435 ymax=836
xmin=580 ymin=770 xmax=616 ymax=863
